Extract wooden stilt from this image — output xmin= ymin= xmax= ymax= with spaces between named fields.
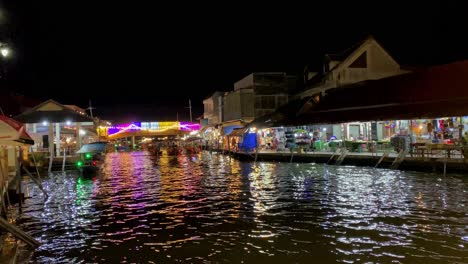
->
xmin=443 ymin=150 xmax=447 ymax=176
xmin=0 ymin=217 xmax=40 ymax=248
xmin=254 ymin=146 xmax=259 ymax=163
xmin=22 ymin=166 xmax=48 ymax=199
xmin=62 ymin=148 xmax=66 ymax=172
xmin=375 ymin=150 xmax=390 ymax=168
xmin=30 ymin=151 xmax=41 ymax=181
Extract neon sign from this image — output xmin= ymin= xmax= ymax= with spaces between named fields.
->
xmin=107 ymin=121 xmax=200 ymax=135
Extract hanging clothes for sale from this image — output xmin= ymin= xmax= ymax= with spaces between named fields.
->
xmin=439 ymin=119 xmax=445 ymax=130
xmin=448 ymin=119 xmax=454 ymax=128
xmin=427 ymin=122 xmax=433 ymax=133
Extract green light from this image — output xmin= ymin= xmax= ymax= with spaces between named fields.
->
xmin=77 ymin=161 xmax=83 ymax=167
xmin=85 ymin=153 xmax=92 ymax=159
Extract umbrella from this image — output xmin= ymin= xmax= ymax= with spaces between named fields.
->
xmin=76 ymin=142 xmax=108 ymax=154
xmin=0 ymin=116 xmax=34 ymax=146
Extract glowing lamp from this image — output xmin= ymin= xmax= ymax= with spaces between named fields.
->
xmin=0 ymin=47 xmax=9 ymax=57
xmin=76 ymin=161 xmax=84 ymax=167
xmin=85 ymin=153 xmax=92 ymax=159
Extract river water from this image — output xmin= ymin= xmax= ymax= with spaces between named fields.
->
xmin=17 ymin=151 xmax=467 ymax=263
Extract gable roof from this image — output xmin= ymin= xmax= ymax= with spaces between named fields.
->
xmin=14 ymin=99 xmax=94 ymax=123
xmin=327 ymin=35 xmax=400 ymax=73
xmin=325 ymin=36 xmax=368 ymax=62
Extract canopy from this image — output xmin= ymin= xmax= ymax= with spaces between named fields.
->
xmin=76 ymin=142 xmax=108 ymax=154
xmin=0 ymin=116 xmax=34 ymax=146
xmin=14 ymin=99 xmax=94 ymax=123
xmin=226 ymin=128 xmax=247 ymax=137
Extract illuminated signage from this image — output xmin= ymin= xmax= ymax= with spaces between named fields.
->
xmin=107 ymin=121 xmax=200 ymax=135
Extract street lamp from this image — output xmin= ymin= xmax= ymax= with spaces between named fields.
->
xmin=0 ymin=43 xmax=11 ymax=79
xmin=0 ymin=47 xmax=9 ymax=57
xmin=0 ymin=42 xmax=10 ymax=58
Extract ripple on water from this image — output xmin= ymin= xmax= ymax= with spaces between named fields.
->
xmin=16 ymin=151 xmax=468 ymax=263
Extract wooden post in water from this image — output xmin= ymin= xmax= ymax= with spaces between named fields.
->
xmin=0 ymin=155 xmax=7 ymax=217
xmin=22 ymin=166 xmax=48 ymax=199
xmin=443 ymin=150 xmax=447 ymax=176
xmin=0 ymin=217 xmax=40 ymax=248
xmin=254 ymin=145 xmax=259 ymax=163
xmin=62 ymin=148 xmax=66 ymax=172
xmin=30 ymin=151 xmax=41 ymax=181
xmin=15 ymin=147 xmax=23 ymax=212
xmin=77 ymin=122 xmax=82 ymax=149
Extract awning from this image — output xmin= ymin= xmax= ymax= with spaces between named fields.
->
xmin=226 ymin=128 xmax=247 ymax=137
xmin=247 ymin=96 xmax=313 ymax=128
xmin=222 ymin=125 xmax=243 ymax=136
xmin=0 ymin=116 xmax=34 ymax=146
xmin=296 ymin=98 xmax=468 ymax=125
xmin=76 ymin=142 xmax=108 ymax=153
xmin=15 ymin=99 xmax=94 ymax=123
xmin=221 ymin=119 xmax=250 ymax=127
xmin=199 ymin=126 xmax=214 ymax=134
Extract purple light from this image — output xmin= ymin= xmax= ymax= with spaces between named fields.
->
xmin=108 ymin=122 xmax=141 ymax=135
xmin=180 ymin=122 xmax=201 ymax=131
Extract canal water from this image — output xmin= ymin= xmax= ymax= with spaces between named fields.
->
xmin=17 ymin=151 xmax=467 ymax=263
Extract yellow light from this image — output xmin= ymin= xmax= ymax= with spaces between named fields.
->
xmin=419 ymin=126 xmax=423 ymax=129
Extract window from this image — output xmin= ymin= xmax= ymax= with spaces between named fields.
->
xmin=277 ymin=96 xmax=288 ymax=106
xmin=349 ymin=51 xmax=367 ymax=68
xmin=261 ymin=96 xmax=276 ymax=109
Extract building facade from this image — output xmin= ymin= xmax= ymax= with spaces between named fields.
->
xmin=223 ymin=72 xmax=291 ymax=122
xmin=223 ymin=88 xmax=254 ymax=122
xmin=202 ymin=91 xmax=224 ymax=126
xmin=298 ymin=36 xmax=410 ymax=99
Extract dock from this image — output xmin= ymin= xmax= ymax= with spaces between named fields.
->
xmin=216 ymin=149 xmax=468 ymax=173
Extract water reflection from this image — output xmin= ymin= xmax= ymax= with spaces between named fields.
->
xmin=17 ymin=151 xmax=468 ymax=263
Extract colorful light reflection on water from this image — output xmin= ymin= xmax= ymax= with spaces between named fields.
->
xmin=17 ymin=152 xmax=468 ymax=263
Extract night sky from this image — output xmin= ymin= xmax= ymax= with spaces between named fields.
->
xmin=1 ymin=1 xmax=468 ymax=122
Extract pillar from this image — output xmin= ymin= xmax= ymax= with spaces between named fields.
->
xmin=48 ymin=123 xmax=54 ymax=172
xmin=131 ymin=136 xmax=135 ymax=150
xmin=76 ymin=122 xmax=82 ymax=149
xmin=55 ymin=123 xmax=61 ymax=157
xmin=48 ymin=123 xmax=54 ymax=158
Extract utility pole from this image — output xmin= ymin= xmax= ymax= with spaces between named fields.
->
xmin=176 ymin=112 xmax=179 ymax=121
xmin=87 ymin=100 xmax=95 ymax=118
xmin=186 ymin=99 xmax=193 ymax=122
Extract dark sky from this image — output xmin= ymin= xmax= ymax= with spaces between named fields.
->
xmin=1 ymin=1 xmax=468 ymax=122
